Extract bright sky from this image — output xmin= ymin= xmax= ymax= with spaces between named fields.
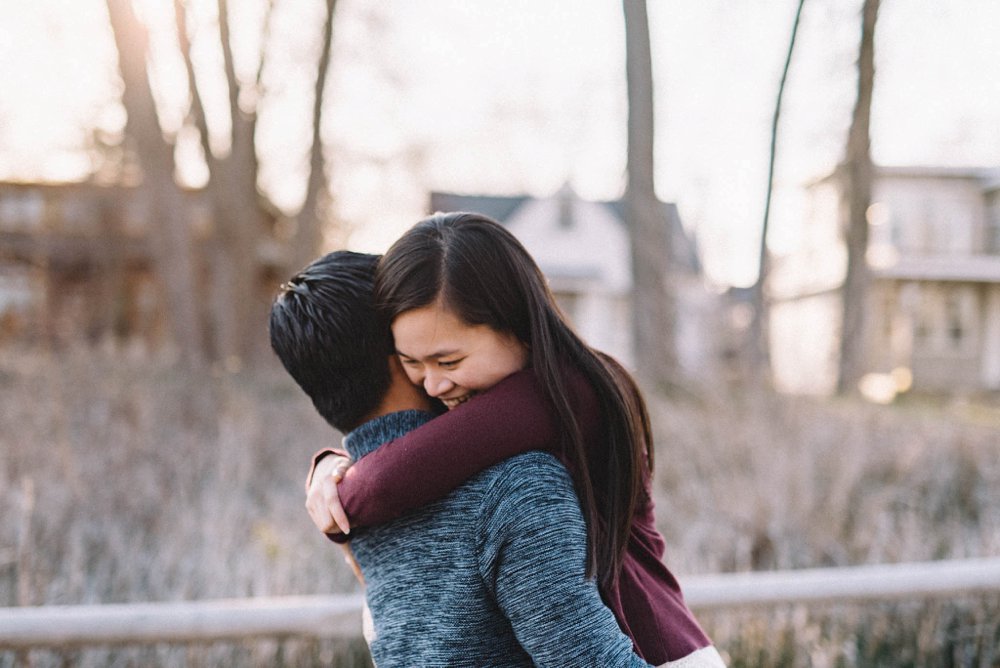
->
xmin=1 ymin=0 xmax=998 ymax=286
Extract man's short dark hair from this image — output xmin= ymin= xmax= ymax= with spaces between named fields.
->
xmin=269 ymin=251 xmax=392 ymax=432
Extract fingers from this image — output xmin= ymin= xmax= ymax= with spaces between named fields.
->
xmin=330 ymin=457 xmax=350 ymax=482
xmin=305 ymin=455 xmax=352 ymax=535
xmin=306 ymin=483 xmax=339 ymax=534
xmin=311 ymin=454 xmax=348 ymax=488
xmin=323 ymin=475 xmax=351 ymax=535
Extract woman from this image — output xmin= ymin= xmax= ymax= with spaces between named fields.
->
xmin=309 ymin=212 xmax=724 ymax=666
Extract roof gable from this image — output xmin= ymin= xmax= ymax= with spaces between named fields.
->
xmin=428 ymin=189 xmax=701 ymax=275
xmin=428 ymin=193 xmax=529 ymax=224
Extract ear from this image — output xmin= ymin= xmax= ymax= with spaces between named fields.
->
xmin=376 ymin=354 xmax=433 ymax=415
xmin=386 ymin=354 xmax=409 ymax=383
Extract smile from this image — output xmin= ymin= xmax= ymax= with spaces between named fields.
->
xmin=441 ymin=394 xmax=472 ymax=410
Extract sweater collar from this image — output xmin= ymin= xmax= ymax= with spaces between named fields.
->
xmin=343 ymin=410 xmax=435 ymax=460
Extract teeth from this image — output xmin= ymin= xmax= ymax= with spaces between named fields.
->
xmin=442 ymin=395 xmax=471 ymax=409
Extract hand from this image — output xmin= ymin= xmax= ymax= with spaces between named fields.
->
xmin=305 ymin=454 xmax=352 ymax=535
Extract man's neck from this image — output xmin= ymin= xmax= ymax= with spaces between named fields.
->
xmin=365 ymin=355 xmax=433 ymax=420
xmin=373 ymin=383 xmax=431 ymax=417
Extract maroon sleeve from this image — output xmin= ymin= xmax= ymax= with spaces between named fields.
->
xmin=336 ymin=367 xmax=599 ymax=528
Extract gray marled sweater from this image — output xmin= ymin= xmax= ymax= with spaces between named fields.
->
xmin=343 ymin=410 xmax=651 ymax=668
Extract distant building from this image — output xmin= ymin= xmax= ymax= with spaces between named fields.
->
xmin=0 ymin=180 xmax=285 ymax=347
xmin=771 ymin=165 xmax=1000 ymax=395
xmin=430 ymin=186 xmax=719 ymax=377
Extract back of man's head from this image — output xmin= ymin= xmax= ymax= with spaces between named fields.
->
xmin=269 ymin=251 xmax=391 ymax=433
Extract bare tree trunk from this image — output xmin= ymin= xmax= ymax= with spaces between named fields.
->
xmin=205 ymin=0 xmax=267 ymax=365
xmin=293 ymin=0 xmax=339 ymax=271
xmin=93 ymin=197 xmax=128 ymax=340
xmin=747 ymin=0 xmax=807 ymax=384
xmin=175 ymin=0 xmax=274 ymax=364
xmin=837 ymin=0 xmax=880 ymax=394
xmin=174 ymin=0 xmax=217 ymax=176
xmin=107 ymin=0 xmax=204 ymax=365
xmin=622 ymin=0 xmax=677 ymax=388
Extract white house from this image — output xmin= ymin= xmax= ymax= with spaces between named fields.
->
xmin=770 ymin=165 xmax=1000 ymax=396
xmin=429 ymin=186 xmax=716 ymax=377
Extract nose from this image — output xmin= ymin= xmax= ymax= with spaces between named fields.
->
xmin=423 ymin=369 xmax=454 ymax=398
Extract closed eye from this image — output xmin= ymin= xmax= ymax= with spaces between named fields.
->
xmin=438 ymin=358 xmax=463 ymax=369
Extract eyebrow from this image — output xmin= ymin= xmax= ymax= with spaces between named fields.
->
xmin=395 ymin=348 xmax=462 ymax=360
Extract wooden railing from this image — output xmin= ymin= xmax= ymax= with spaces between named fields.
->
xmin=0 ymin=594 xmax=365 ymax=650
xmin=681 ymin=555 xmax=1000 ymax=609
xmin=2 ymin=557 xmax=999 ymax=650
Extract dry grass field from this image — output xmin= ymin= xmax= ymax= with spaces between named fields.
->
xmin=646 ymin=389 xmax=1000 ymax=666
xmin=1 ymin=346 xmax=999 ymax=666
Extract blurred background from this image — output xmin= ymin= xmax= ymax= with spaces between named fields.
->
xmin=1 ymin=0 xmax=999 ymax=665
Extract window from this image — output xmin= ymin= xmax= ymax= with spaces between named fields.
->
xmin=912 ymin=285 xmax=944 ymax=353
xmin=944 ymin=287 xmax=978 ymax=353
xmin=0 ymin=190 xmax=44 ymax=231
xmin=914 ymin=285 xmax=978 ymax=355
xmin=881 ymin=291 xmax=895 ymax=342
xmin=914 ymin=305 xmax=933 ymax=347
xmin=946 ymin=294 xmax=965 ymax=348
xmin=986 ymin=195 xmax=1000 ymax=254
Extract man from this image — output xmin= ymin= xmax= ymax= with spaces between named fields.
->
xmin=269 ymin=251 xmax=650 ymax=668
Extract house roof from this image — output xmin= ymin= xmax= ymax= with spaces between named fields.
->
xmin=606 ymin=199 xmax=701 ymax=274
xmin=428 ymin=193 xmax=531 ymax=226
xmin=874 ymin=255 xmax=1000 ymax=283
xmin=808 ymin=164 xmax=1000 ymax=189
xmin=428 ymin=190 xmax=702 ymax=275
xmin=876 ymin=165 xmax=998 ymax=180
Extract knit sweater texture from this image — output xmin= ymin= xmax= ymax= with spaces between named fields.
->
xmin=342 ymin=409 xmax=650 ymax=668
xmin=316 ymin=369 xmax=712 ymax=665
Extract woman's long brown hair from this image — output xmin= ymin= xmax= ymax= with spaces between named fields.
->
xmin=375 ymin=212 xmax=655 ymax=587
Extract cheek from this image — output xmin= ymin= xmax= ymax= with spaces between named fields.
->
xmin=445 ymin=364 xmax=487 ymax=392
xmin=463 ymin=351 xmax=526 ymax=390
xmin=494 ymin=341 xmax=528 ymax=377
xmin=401 ymin=364 xmax=423 ymax=385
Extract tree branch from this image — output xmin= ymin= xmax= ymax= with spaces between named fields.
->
xmin=174 ymin=0 xmax=216 ymax=174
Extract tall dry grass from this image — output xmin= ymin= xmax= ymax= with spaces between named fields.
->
xmin=0 ymin=345 xmax=366 ymax=666
xmin=648 ymin=389 xmax=1000 ymax=665
xmin=1 ymin=346 xmax=999 ymax=666
xmin=650 ymin=390 xmax=1000 ymax=573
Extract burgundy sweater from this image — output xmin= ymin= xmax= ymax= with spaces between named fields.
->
xmin=311 ymin=369 xmax=711 ymax=664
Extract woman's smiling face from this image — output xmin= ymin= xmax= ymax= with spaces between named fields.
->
xmin=391 ymin=302 xmax=529 ymax=410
